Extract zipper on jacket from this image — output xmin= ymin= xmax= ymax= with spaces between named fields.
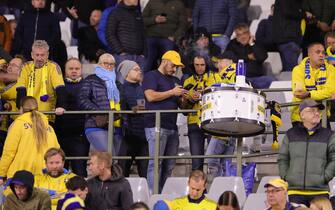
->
xmin=303 ymin=136 xmax=310 ymax=190
xmin=33 ymin=9 xmax=39 ymax=41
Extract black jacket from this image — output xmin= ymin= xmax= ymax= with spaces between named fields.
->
xmin=272 ymin=0 xmax=304 ymax=45
xmin=105 ymin=2 xmax=146 ymax=55
xmin=86 ymin=164 xmax=133 ymax=210
xmin=256 ymin=16 xmax=277 ymax=51
xmin=55 ymin=79 xmax=85 ymax=137
xmin=11 ymin=8 xmax=61 ymax=60
xmin=77 ymin=26 xmax=105 ymax=62
xmin=226 ymin=39 xmax=268 ymax=77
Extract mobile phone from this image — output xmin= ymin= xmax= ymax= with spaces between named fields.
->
xmin=184 ymin=84 xmax=194 ymax=91
xmin=160 ymin=13 xmax=167 ymax=17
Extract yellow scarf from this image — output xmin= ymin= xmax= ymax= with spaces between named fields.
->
xmin=27 ymin=64 xmax=49 ymax=102
xmin=304 ymin=58 xmax=327 ymax=91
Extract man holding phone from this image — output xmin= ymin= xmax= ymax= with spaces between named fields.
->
xmin=183 ymin=55 xmax=220 ymax=171
xmin=117 ymin=60 xmax=148 ymax=178
xmin=142 ymin=0 xmax=187 ymax=72
xmin=142 ymin=50 xmax=187 ymax=193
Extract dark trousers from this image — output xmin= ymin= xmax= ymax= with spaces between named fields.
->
xmin=144 ymin=37 xmax=175 ymax=73
xmin=289 ymin=193 xmax=329 ymax=207
xmin=277 ymin=41 xmax=301 ymax=72
xmin=118 ymin=133 xmax=149 ymax=178
xmin=188 ymin=124 xmax=208 ymax=171
xmin=58 ymin=135 xmax=90 ymax=177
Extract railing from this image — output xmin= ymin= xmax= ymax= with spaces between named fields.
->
xmin=0 ymin=87 xmax=330 ymax=194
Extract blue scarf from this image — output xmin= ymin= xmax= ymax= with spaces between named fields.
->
xmin=95 ymin=66 xmax=120 ymax=103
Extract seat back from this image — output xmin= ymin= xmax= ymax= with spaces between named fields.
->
xmin=207 ymin=177 xmax=246 ymax=207
xmin=161 ymin=177 xmax=189 ymax=196
xmin=243 ymin=193 xmax=267 ymax=210
xmin=126 ymin=177 xmax=150 ymax=203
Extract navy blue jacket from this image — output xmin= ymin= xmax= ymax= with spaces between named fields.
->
xmin=119 ymin=81 xmax=145 ymax=137
xmin=55 ymin=79 xmax=85 ymax=137
xmin=193 ymin=0 xmax=237 ymax=36
xmin=11 ymin=8 xmax=61 ymax=60
xmin=79 ymin=74 xmax=114 ymax=129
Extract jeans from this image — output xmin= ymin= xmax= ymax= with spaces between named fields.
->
xmin=118 ymin=133 xmax=149 ymax=178
xmin=85 ymin=129 xmax=122 ymax=156
xmin=212 ymin=35 xmax=230 ymax=53
xmin=188 ymin=124 xmax=208 ymax=171
xmin=206 ymin=137 xmax=236 ymax=178
xmin=58 ymin=135 xmax=90 ymax=177
xmin=144 ymin=37 xmax=175 ymax=73
xmin=145 ymin=127 xmax=179 ymax=194
xmin=247 ymin=75 xmax=276 ymax=89
xmin=277 ymin=41 xmax=301 ymax=72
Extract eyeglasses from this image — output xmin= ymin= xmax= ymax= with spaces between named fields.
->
xmin=194 ymin=63 xmax=205 ymax=66
xmin=102 ymin=62 xmax=115 ymax=67
xmin=265 ymin=189 xmax=284 ymax=194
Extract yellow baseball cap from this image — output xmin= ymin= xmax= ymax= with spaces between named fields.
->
xmin=264 ymin=178 xmax=288 ymax=190
xmin=162 ymin=50 xmax=184 ymax=68
xmin=0 ymin=59 xmax=6 ymax=65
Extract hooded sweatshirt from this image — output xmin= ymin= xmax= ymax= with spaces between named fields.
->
xmin=0 ymin=111 xmax=60 ymax=180
xmin=4 ymin=170 xmax=51 ymax=210
xmin=85 ymin=164 xmax=133 ymax=210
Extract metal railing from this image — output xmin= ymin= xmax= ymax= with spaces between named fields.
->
xmin=0 ymin=87 xmax=330 ymax=194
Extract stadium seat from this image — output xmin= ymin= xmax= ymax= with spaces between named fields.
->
xmin=126 ymin=177 xmax=150 ymax=203
xmin=269 ymin=81 xmax=292 ymax=103
xmin=249 ymin=19 xmax=261 ymax=36
xmin=148 ymin=194 xmax=179 ymax=210
xmin=82 ymin=64 xmax=97 ymax=78
xmin=264 ymin=52 xmax=283 ymax=75
xmin=247 ymin=5 xmax=262 ymax=22
xmin=3 ymin=14 xmax=15 ymax=21
xmin=60 ymin=17 xmax=72 ymax=47
xmin=250 ymin=0 xmax=275 ymax=13
xmin=67 ymin=46 xmax=79 ymax=59
xmin=277 ymin=71 xmax=292 ymax=81
xmin=161 ymin=177 xmax=189 ymax=196
xmin=243 ymin=193 xmax=267 ymax=210
xmin=256 ymin=176 xmax=281 ymax=193
xmin=207 ymin=177 xmax=246 ymax=207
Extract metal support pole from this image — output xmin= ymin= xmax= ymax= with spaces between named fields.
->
xmin=236 ymin=137 xmax=243 ymax=177
xmin=322 ymin=100 xmax=327 ymax=128
xmin=107 ymin=112 xmax=115 ymax=156
xmin=153 ymin=112 xmax=161 ymax=194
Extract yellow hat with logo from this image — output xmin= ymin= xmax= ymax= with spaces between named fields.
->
xmin=162 ymin=50 xmax=184 ymax=68
xmin=264 ymin=178 xmax=288 ymax=190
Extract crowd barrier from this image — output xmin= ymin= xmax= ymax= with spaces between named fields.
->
xmin=0 ymin=87 xmax=330 ymax=194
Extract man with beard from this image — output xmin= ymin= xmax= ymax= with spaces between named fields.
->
xmin=34 ymin=148 xmax=76 ymax=210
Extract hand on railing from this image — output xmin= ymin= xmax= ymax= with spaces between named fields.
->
xmin=293 ymin=89 xmax=310 ymax=99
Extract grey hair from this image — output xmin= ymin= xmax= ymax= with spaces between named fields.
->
xmin=32 ymin=40 xmax=49 ymax=52
xmin=98 ymin=53 xmax=115 ymax=64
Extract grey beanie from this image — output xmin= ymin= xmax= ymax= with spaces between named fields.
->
xmin=117 ymin=60 xmax=138 ymax=83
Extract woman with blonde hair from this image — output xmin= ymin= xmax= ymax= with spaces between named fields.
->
xmin=0 ymin=96 xmax=59 ymax=185
xmin=310 ymin=197 xmax=333 ymax=210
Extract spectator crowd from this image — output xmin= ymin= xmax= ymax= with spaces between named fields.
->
xmin=0 ymin=0 xmax=333 ymax=209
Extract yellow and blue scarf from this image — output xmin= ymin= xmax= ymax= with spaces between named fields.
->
xmin=27 ymin=64 xmax=49 ymax=102
xmin=304 ymin=58 xmax=326 ymax=91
